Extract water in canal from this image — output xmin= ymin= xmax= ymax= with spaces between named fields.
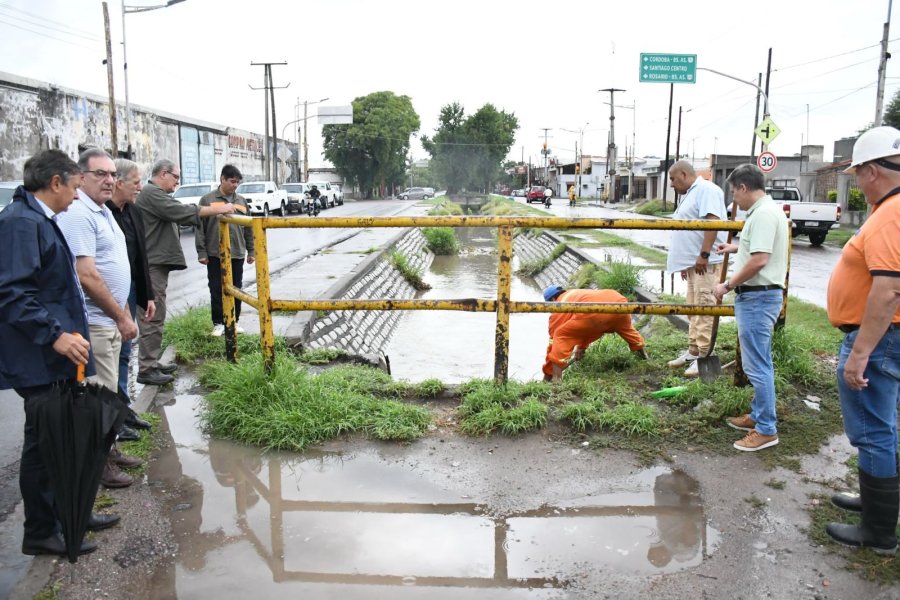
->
xmin=386 ymin=228 xmax=549 ymax=383
xmin=142 ymin=383 xmax=720 ymax=598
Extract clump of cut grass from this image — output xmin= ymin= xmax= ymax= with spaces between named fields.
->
xmin=457 ymin=379 xmax=550 ymax=436
xmin=422 ymin=227 xmax=459 ymax=255
xmin=199 ymin=354 xmax=432 ymax=450
xmin=634 ymin=199 xmax=666 ymax=215
xmin=163 ymin=307 xmax=287 ymax=362
xmin=390 ymin=251 xmax=431 ymax=290
xmin=298 ymin=347 xmax=347 ymax=364
xmin=428 ymin=200 xmax=463 ymax=215
xmin=117 ymin=412 xmax=162 ymax=477
xmin=412 ymin=378 xmax=445 ymax=398
xmin=517 ymin=243 xmax=566 ymax=276
xmin=764 ymin=478 xmax=786 ymax=490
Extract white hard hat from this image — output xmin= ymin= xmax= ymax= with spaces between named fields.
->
xmin=845 ymin=126 xmax=900 ymax=173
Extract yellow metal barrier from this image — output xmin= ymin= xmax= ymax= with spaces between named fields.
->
xmin=218 ymin=214 xmax=775 ymax=384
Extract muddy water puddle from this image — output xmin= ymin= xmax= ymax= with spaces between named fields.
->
xmin=145 ymin=388 xmax=720 ymax=598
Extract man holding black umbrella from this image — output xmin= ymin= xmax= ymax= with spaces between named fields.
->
xmin=0 ymin=149 xmax=118 ymax=556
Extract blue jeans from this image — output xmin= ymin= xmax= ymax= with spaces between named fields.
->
xmin=735 ymin=289 xmax=783 ymax=436
xmin=117 ymin=284 xmax=137 ymax=402
xmin=837 ymin=327 xmax=900 ymax=478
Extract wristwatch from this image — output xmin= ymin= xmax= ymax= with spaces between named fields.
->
xmin=700 ymin=251 xmax=711 ymax=259
xmin=723 ymin=280 xmax=732 ymax=291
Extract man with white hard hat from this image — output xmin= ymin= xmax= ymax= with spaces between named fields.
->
xmin=824 ymin=126 xmax=900 ymax=555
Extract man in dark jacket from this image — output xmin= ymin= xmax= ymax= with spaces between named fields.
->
xmin=0 ymin=149 xmax=110 ymax=556
xmin=135 ymin=159 xmax=235 ymax=385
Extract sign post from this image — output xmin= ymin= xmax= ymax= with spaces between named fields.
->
xmin=756 ymin=151 xmax=778 ymax=173
xmin=639 ymin=53 xmax=697 ymax=84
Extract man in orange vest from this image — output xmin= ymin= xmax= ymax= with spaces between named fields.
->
xmin=542 ymin=285 xmax=648 ymax=382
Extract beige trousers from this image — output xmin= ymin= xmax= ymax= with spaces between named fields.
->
xmin=87 ymin=324 xmax=122 ymax=393
xmin=685 ymin=263 xmax=720 ymax=356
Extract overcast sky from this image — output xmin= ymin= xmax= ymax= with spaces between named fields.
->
xmin=1 ymin=0 xmax=897 ymax=167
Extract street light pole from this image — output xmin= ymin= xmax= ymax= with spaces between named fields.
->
xmin=302 ymin=96 xmax=329 ymax=182
xmin=121 ymin=0 xmax=186 ymax=158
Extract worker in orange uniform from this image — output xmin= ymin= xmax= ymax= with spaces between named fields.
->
xmin=542 ymin=285 xmax=649 ymax=382
xmin=568 ymin=186 xmax=576 ymax=206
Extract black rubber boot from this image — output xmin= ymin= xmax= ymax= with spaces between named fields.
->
xmin=826 ymin=469 xmax=899 ymax=555
xmin=831 ymin=492 xmax=862 ymax=512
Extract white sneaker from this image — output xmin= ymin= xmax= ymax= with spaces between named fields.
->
xmin=684 ymin=361 xmax=699 ymax=377
xmin=211 ymin=324 xmax=225 ymax=337
xmin=667 ymin=350 xmax=699 ymax=368
xmin=235 ymin=325 xmax=246 ymax=334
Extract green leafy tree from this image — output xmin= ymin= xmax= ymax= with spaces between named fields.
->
xmin=422 ymin=103 xmax=518 ymax=194
xmin=322 ymin=91 xmax=420 ymax=198
xmin=883 ymin=89 xmax=900 ymax=129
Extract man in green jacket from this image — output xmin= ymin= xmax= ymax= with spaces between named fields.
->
xmin=196 ymin=165 xmax=255 ymax=337
xmin=135 ymin=159 xmax=235 ymax=385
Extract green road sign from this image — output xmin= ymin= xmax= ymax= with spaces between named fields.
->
xmin=754 ymin=116 xmax=781 ymax=145
xmin=640 ymin=53 xmax=697 ymax=84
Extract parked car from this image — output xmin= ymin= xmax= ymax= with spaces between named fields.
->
xmin=526 ymin=186 xmax=546 ymax=203
xmin=511 ymin=189 xmax=526 ymax=197
xmin=332 ymin=184 xmax=344 ymax=206
xmin=172 ymin=182 xmax=217 ymax=206
xmin=237 ymin=181 xmax=289 ymax=216
xmin=0 ymin=180 xmax=22 ymax=210
xmin=281 ymin=183 xmax=311 ymax=213
xmin=400 ymin=187 xmax=432 ymax=200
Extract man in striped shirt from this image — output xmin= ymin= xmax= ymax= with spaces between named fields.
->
xmin=57 ymin=148 xmax=138 ymax=489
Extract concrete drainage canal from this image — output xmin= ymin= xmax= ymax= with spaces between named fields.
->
xmin=134 ymin=222 xmax=724 ymax=598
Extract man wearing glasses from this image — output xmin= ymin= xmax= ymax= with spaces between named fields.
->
xmin=135 ymin=159 xmax=235 ymax=386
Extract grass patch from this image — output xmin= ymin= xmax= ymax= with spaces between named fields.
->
xmin=569 ymin=262 xmax=643 ymax=299
xmin=422 ymin=227 xmax=459 ymax=255
xmin=390 ymin=251 xmax=431 ymax=290
xmin=806 ymin=494 xmax=900 ymax=583
xmin=93 ymin=491 xmax=117 ymax=511
xmin=634 ymin=199 xmax=666 ymax=216
xmin=517 ymin=243 xmax=566 ymax=276
xmin=200 ymin=354 xmax=432 ymax=451
xmin=826 ymin=225 xmax=857 ymax=248
xmin=33 ymin=582 xmax=62 ymax=600
xmin=559 ymin=229 xmax=667 ymax=266
xmin=163 ymin=307 xmax=288 ymax=363
xmin=764 ymin=478 xmax=786 ymax=490
xmin=428 ymin=199 xmax=464 ymax=215
xmin=298 ymin=347 xmax=348 ymax=364
xmin=117 ymin=412 xmax=162 ymax=477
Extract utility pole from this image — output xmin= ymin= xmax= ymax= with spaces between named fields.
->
xmin=102 ymin=2 xmax=118 ymax=156
xmin=540 ymin=128 xmax=551 ymax=187
xmin=250 ymin=61 xmax=288 ymax=181
xmin=763 ymin=48 xmax=773 ymax=152
xmin=662 ymin=84 xmax=674 ymax=210
xmin=875 ymin=0 xmax=893 ymax=126
xmin=599 ymin=88 xmax=625 ymax=202
xmin=750 ymin=73 xmax=762 ymax=159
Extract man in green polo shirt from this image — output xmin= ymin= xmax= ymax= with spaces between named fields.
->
xmin=712 ymin=164 xmax=789 ymax=452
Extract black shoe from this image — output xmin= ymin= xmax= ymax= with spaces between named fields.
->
xmin=117 ymin=425 xmax=140 ymax=442
xmin=125 ymin=408 xmax=152 ymax=430
xmin=137 ymin=369 xmax=174 ymax=386
xmin=156 ymin=362 xmax=178 ymax=375
xmin=87 ymin=512 xmax=121 ymax=531
xmin=831 ymin=492 xmax=862 ymax=512
xmin=22 ymin=532 xmax=97 ymax=556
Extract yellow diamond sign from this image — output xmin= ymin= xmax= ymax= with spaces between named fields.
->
xmin=754 ymin=117 xmax=781 ymax=145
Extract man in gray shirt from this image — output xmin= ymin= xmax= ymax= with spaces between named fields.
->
xmin=136 ymin=159 xmax=235 ymax=385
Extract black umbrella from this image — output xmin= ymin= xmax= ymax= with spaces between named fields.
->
xmin=26 ymin=368 xmax=125 ymax=563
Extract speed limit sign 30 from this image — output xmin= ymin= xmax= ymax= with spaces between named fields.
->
xmin=757 ymin=151 xmax=777 ymax=173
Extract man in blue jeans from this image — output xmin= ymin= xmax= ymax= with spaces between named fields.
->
xmin=824 ymin=126 xmax=900 ymax=555
xmin=713 ymin=164 xmax=789 ymax=452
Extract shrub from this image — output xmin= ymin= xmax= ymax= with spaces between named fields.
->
xmin=634 ymin=199 xmax=665 ymax=215
xmin=826 ymin=190 xmax=837 ymax=202
xmin=848 ymin=188 xmax=867 ymax=211
xmin=422 ymin=227 xmax=459 ymax=255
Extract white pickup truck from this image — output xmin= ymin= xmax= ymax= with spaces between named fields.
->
xmin=767 ymin=187 xmax=841 ymax=247
xmin=236 ymin=181 xmax=289 ymax=216
xmin=729 ymin=187 xmax=841 ymax=247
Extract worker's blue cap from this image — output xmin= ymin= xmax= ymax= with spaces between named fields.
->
xmin=543 ymin=285 xmax=565 ymax=301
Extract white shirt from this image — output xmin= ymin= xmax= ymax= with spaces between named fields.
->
xmin=666 ymin=177 xmax=728 ymax=273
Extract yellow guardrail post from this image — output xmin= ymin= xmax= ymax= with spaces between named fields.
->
xmin=219 ymin=219 xmax=238 ymax=363
xmin=494 ymin=224 xmax=513 ymax=385
xmin=252 ymin=218 xmax=276 ymax=373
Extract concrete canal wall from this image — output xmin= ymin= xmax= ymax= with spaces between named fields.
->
xmin=294 ymin=229 xmax=434 ymax=358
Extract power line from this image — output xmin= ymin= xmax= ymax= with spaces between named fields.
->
xmin=773 ymin=37 xmax=899 ymax=72
xmin=773 ymin=59 xmax=876 ymax=90
xmin=0 ymin=2 xmax=99 ymax=38
xmin=0 ymin=17 xmax=100 ymax=51
xmin=0 ymin=6 xmax=101 ymax=42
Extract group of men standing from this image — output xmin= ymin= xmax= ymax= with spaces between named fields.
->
xmin=0 ymin=149 xmax=242 ymax=557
